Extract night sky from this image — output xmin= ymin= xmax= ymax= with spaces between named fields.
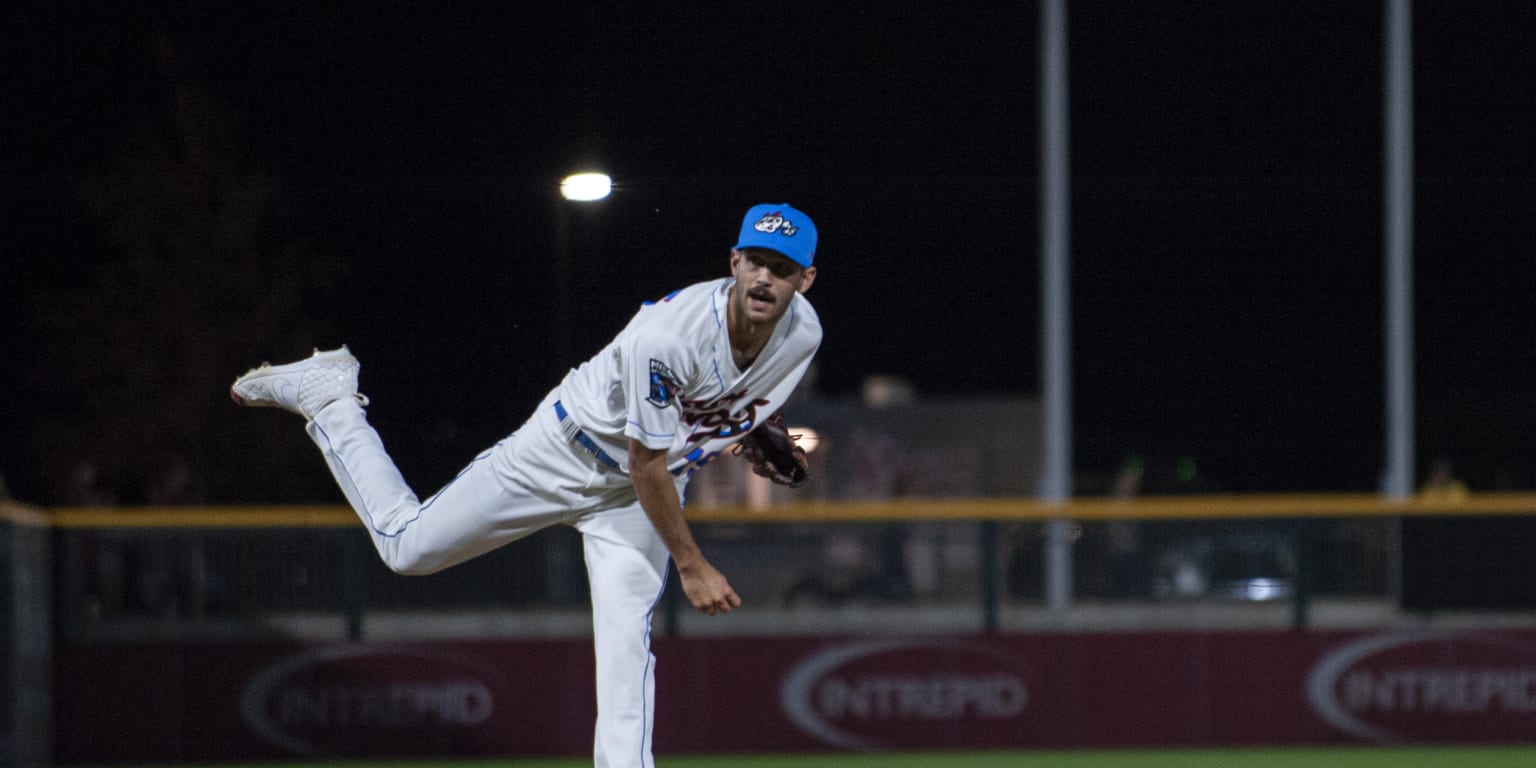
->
xmin=4 ymin=3 xmax=1535 ymax=501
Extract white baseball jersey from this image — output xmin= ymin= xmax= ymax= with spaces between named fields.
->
xmin=557 ymin=277 xmax=822 ymax=477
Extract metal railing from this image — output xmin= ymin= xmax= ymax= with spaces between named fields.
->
xmin=32 ymin=494 xmax=1536 ymax=644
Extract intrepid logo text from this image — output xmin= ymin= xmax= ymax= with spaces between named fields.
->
xmin=781 ymin=639 xmax=1030 ymax=750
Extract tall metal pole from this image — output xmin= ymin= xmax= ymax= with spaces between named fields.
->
xmin=1040 ymin=0 xmax=1074 ymax=609
xmin=1382 ymin=0 xmax=1414 ymax=499
xmin=1382 ymin=0 xmax=1415 ymax=606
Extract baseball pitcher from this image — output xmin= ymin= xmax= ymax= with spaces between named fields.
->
xmin=231 ymin=203 xmax=822 ymax=768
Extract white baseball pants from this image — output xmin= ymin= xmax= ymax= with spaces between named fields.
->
xmin=304 ymin=390 xmax=677 ymax=768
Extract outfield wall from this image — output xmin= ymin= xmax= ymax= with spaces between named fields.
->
xmin=32 ymin=496 xmax=1536 ymax=762
xmin=53 ymin=629 xmax=1536 ymax=762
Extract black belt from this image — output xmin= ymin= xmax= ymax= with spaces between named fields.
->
xmin=554 ymin=400 xmax=622 ymax=470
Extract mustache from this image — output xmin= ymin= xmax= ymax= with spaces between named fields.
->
xmin=747 ymin=286 xmax=775 ymax=301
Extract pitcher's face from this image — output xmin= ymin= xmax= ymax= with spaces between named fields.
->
xmin=729 ymin=248 xmax=816 ymax=325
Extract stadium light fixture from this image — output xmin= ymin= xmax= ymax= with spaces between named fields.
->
xmin=560 ymin=172 xmax=612 ymax=202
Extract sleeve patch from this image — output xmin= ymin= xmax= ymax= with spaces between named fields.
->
xmin=647 ymin=359 xmax=680 ymax=407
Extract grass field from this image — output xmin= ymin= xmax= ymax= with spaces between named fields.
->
xmin=187 ymin=746 xmax=1536 ymax=768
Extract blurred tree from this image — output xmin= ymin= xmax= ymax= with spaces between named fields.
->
xmin=29 ymin=34 xmax=344 ymax=504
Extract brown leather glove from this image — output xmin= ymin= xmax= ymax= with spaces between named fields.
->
xmin=734 ymin=412 xmax=810 ymax=487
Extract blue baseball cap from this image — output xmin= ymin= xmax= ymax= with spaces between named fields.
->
xmin=734 ymin=203 xmax=817 ymax=268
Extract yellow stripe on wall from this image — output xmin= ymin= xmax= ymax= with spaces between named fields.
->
xmin=688 ymin=493 xmax=1536 ymax=523
xmin=22 ymin=493 xmax=1536 ymax=528
xmin=46 ymin=505 xmax=358 ymax=528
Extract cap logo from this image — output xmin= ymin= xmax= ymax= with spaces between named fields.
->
xmin=753 ymin=212 xmax=799 ymax=237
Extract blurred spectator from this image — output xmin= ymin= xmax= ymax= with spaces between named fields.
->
xmin=65 ymin=459 xmax=116 ymax=506
xmin=849 ymin=426 xmax=902 ymax=498
xmin=64 ymin=459 xmax=127 ymax=620
xmin=784 ymin=425 xmax=916 ymax=607
xmin=1105 ymin=457 xmax=1146 ymax=598
xmin=136 ymin=457 xmax=215 ymax=617
xmin=1419 ymin=457 xmax=1469 ymax=503
xmin=150 ymin=455 xmax=197 ymax=505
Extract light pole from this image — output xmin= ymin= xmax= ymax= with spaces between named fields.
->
xmin=555 ymin=172 xmax=611 ymax=365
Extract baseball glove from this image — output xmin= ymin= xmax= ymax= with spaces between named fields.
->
xmin=735 ymin=412 xmax=810 ymax=487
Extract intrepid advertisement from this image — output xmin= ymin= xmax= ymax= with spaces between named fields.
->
xmin=778 ymin=638 xmax=1033 ymax=750
xmin=238 ymin=645 xmax=502 ymax=755
xmin=1306 ymin=631 xmax=1536 ymax=743
xmin=52 ymin=629 xmax=1536 ymax=763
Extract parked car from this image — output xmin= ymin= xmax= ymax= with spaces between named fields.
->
xmin=1150 ymin=533 xmax=1296 ymax=602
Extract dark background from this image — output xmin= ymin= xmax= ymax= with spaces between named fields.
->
xmin=3 ymin=2 xmax=1533 ymax=504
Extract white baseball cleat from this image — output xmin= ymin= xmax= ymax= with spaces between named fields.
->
xmin=230 ymin=346 xmax=369 ymax=420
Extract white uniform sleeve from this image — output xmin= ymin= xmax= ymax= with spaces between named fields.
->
xmin=619 ymin=326 xmax=688 ymax=451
